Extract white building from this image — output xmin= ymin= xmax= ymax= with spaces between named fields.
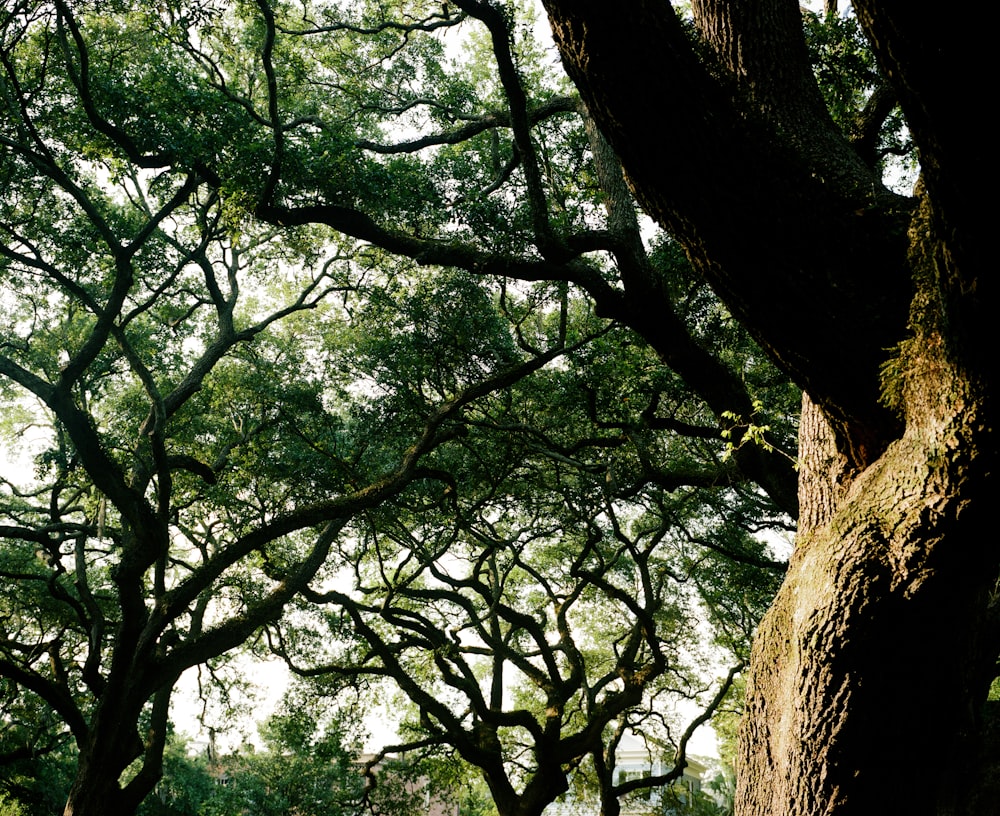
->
xmin=546 ymin=733 xmax=710 ymax=816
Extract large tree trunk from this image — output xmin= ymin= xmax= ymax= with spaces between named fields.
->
xmin=735 ymin=196 xmax=998 ymax=814
xmin=65 ymin=770 xmax=128 ymax=816
xmin=65 ymin=725 xmax=137 ymax=816
xmin=63 ymin=678 xmax=170 ymax=815
xmin=539 ymin=1 xmax=997 ymax=813
xmin=740 ymin=366 xmax=997 ymax=813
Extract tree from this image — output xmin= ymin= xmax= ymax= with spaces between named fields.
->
xmin=198 ymin=682 xmax=364 ymax=816
xmin=0 ymin=690 xmax=76 ymax=815
xmin=0 ymin=3 xmax=585 ymax=812
xmin=265 ymin=410 xmax=769 ymax=816
xmin=537 ymin=0 xmax=997 ymax=814
xmin=136 ymin=734 xmax=216 ymax=816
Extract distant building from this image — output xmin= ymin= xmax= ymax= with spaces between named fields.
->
xmin=360 ymin=752 xmax=459 ymax=816
xmin=614 ymin=733 xmax=708 ymax=814
xmin=547 ymin=732 xmax=709 ymax=816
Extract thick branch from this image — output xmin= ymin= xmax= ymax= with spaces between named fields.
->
xmin=541 ymin=0 xmax=913 ymax=469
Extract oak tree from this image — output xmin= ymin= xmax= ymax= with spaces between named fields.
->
xmin=540 ymin=1 xmax=997 ymax=814
xmin=0 ymin=3 xmax=579 ymax=811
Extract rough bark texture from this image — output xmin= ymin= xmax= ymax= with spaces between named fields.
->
xmin=740 ymin=216 xmax=996 ymax=811
xmin=540 ymin=1 xmax=997 ymax=814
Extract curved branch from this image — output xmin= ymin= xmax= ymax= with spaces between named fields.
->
xmin=53 ymin=0 xmax=174 ymax=169
xmin=152 ymin=345 xmax=570 ymax=677
xmin=0 ymin=655 xmax=88 ymax=742
xmin=255 ymin=0 xmax=283 ymax=206
xmin=848 ymin=83 xmax=898 ymax=167
xmin=454 ymin=0 xmax=564 ymax=258
xmin=541 ymin=0 xmax=913 ymax=468
xmin=355 ymin=96 xmax=577 ymax=155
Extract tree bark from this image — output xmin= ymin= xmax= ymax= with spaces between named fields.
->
xmin=65 ymin=712 xmax=143 ymax=816
xmin=540 ymin=1 xmax=998 ymax=814
xmin=740 ymin=278 xmax=997 ymax=812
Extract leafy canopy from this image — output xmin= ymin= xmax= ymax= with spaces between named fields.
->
xmin=0 ymin=0 xmax=903 ymax=813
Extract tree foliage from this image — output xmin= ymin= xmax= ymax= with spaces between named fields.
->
xmin=194 ymin=684 xmax=363 ymax=816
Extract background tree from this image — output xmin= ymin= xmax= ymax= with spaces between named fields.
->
xmin=0 ymin=4 xmax=571 ymax=811
xmin=1 ymin=1 xmax=815 ymax=815
xmin=197 ymin=682 xmax=364 ymax=816
xmin=0 ymin=686 xmax=76 ymax=816
xmin=136 ymin=734 xmax=216 ymax=816
xmin=260 ymin=265 xmax=782 ymax=816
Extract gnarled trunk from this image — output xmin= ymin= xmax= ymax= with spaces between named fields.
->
xmin=736 ymin=196 xmax=997 ymax=813
xmin=740 ymin=385 xmax=996 ymax=813
xmin=65 ymin=726 xmax=137 ymax=816
xmin=539 ymin=2 xmax=997 ymax=814
xmin=63 ymin=681 xmax=171 ymax=816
